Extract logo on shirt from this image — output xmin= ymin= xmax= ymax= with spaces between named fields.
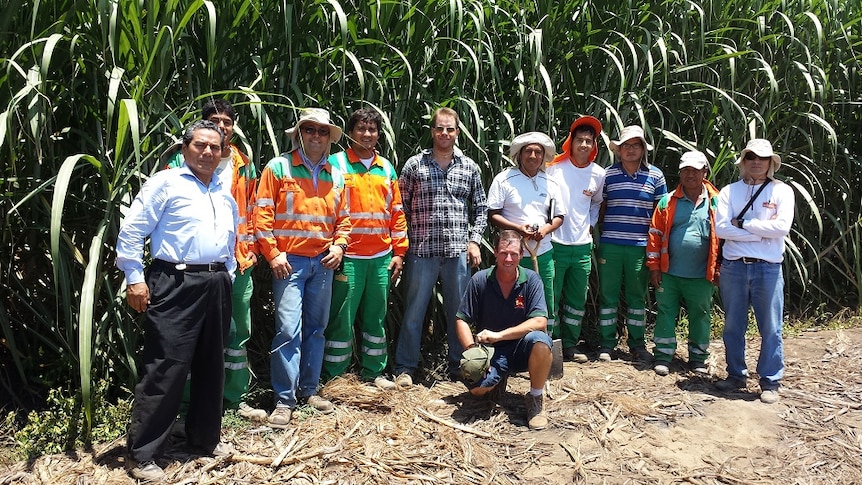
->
xmin=515 ymin=294 xmax=524 ymax=309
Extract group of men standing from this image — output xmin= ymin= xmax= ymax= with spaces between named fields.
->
xmin=116 ymin=101 xmax=794 ymax=481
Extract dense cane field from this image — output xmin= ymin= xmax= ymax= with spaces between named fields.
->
xmin=1 ymin=0 xmax=861 ymax=453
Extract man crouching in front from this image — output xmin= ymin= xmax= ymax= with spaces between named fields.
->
xmin=454 ymin=229 xmax=553 ymax=430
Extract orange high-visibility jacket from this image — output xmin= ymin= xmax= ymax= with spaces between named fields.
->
xmin=164 ymin=143 xmax=258 ymax=273
xmin=255 ymin=150 xmax=350 ymax=260
xmin=646 ymin=180 xmax=721 ymax=283
xmin=329 ymin=148 xmax=408 ymax=258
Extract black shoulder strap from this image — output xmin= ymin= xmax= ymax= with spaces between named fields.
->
xmin=735 ymin=179 xmax=771 ymax=219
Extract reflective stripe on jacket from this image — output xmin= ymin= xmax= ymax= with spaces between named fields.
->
xmin=329 ymin=148 xmax=408 ymax=257
xmin=646 ymin=180 xmax=721 ymax=283
xmin=255 ymin=150 xmax=350 ymax=260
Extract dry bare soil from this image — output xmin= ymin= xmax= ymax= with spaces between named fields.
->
xmin=2 ymin=327 xmax=861 ymax=484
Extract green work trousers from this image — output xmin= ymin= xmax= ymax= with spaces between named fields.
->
xmin=520 ymin=248 xmax=556 ymax=337
xmin=223 ymin=267 xmax=254 ymax=408
xmin=652 ymin=273 xmax=714 ymax=363
xmin=552 ymin=242 xmax=593 ymax=348
xmin=322 ymin=254 xmax=391 ymax=381
xmin=597 ymin=243 xmax=649 ymax=350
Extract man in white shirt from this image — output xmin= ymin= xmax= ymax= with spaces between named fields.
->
xmin=714 ymin=138 xmax=795 ymax=404
xmin=487 ymin=132 xmax=564 ymax=339
xmin=545 ymin=116 xmax=606 ymax=363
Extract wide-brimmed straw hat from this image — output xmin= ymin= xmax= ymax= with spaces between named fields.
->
xmin=508 ymin=132 xmax=556 ymax=166
xmin=284 ymin=108 xmax=343 ymax=144
xmin=736 ymin=138 xmax=781 ymax=179
xmin=608 ymin=125 xmax=653 ymax=154
xmin=679 ymin=150 xmax=710 ymax=172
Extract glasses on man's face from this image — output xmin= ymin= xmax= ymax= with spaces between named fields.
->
xmin=620 ymin=142 xmax=643 ymax=150
xmin=744 ymin=152 xmax=770 ymax=161
xmin=433 ymin=126 xmax=457 ymax=134
xmin=302 ymin=126 xmax=330 ymax=137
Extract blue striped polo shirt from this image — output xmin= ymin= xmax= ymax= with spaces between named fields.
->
xmin=601 ymin=162 xmax=667 ymax=246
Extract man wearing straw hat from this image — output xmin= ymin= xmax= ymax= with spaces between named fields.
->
xmin=646 ymin=151 xmax=720 ymax=376
xmin=545 ymin=116 xmax=606 ymax=363
xmin=256 ymin=107 xmax=351 ymax=427
xmin=714 ymin=138 xmax=794 ymax=404
xmin=598 ymin=125 xmax=667 ymax=363
xmin=487 ymin=132 xmax=565 ymax=341
xmin=454 ymin=229 xmax=553 ymax=430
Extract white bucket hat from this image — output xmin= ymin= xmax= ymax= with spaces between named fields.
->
xmin=285 ymin=107 xmax=343 ymax=145
xmin=509 ymin=132 xmax=556 ymax=166
xmin=736 ymin=138 xmax=781 ymax=179
xmin=679 ymin=150 xmax=710 ymax=172
xmin=608 ymin=125 xmax=654 ymax=154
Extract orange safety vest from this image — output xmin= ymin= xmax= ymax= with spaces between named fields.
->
xmin=646 ymin=181 xmax=721 ymax=283
xmin=329 ymin=148 xmax=408 ymax=258
xmin=256 ymin=150 xmax=350 ymax=260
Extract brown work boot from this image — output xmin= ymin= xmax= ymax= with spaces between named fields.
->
xmin=129 ymin=460 xmax=165 ymax=482
xmin=485 ymin=375 xmax=508 ymax=403
xmin=238 ymin=402 xmax=267 ymax=421
xmin=306 ymin=395 xmax=335 ymax=414
xmin=524 ymin=392 xmax=548 ymax=430
xmin=267 ymin=405 xmax=293 ymax=429
xmin=395 ymin=373 xmax=413 ymax=389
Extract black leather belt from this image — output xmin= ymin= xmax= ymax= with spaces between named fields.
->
xmin=739 ymin=257 xmax=766 ymax=264
xmin=154 ymin=259 xmax=227 ymax=272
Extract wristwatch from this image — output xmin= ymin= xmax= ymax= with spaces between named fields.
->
xmin=736 ymin=218 xmax=745 ymax=229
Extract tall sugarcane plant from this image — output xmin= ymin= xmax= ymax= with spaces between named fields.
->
xmin=1 ymin=0 xmax=860 ymax=442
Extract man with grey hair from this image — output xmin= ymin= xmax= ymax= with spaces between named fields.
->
xmin=714 ymin=138 xmax=794 ymax=404
xmin=487 ymin=131 xmax=565 ymax=340
xmin=117 ymin=120 xmax=238 ymax=481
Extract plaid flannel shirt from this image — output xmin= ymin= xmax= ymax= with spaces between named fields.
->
xmin=399 ymin=148 xmax=487 ymax=257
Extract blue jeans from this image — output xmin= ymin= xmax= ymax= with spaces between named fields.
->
xmin=271 ymin=253 xmax=333 ymax=407
xmin=719 ymin=259 xmax=784 ymax=390
xmin=394 ymin=251 xmax=470 ymax=376
xmin=469 ymin=330 xmax=553 ymax=389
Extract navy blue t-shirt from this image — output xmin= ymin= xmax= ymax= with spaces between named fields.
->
xmin=456 ymin=265 xmax=547 ymax=334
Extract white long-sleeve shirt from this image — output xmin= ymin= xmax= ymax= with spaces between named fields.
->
xmin=715 ymin=179 xmax=794 ymax=263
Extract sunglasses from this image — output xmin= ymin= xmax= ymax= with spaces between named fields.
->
xmin=433 ymin=126 xmax=457 ymax=134
xmin=744 ymin=152 xmax=772 ymax=160
xmin=619 ymin=142 xmax=643 ymax=150
xmin=302 ymin=126 xmax=330 ymax=137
